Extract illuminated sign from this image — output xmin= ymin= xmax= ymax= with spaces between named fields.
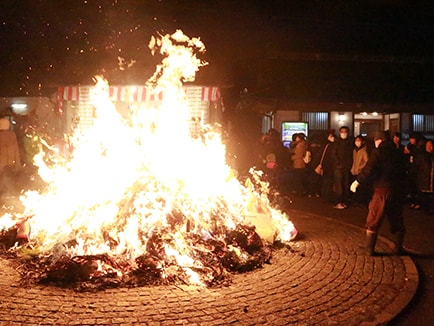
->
xmin=281 ymin=121 xmax=308 ymax=147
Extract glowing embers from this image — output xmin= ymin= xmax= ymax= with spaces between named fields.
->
xmin=1 ymin=219 xmax=277 ymax=290
xmin=0 ymin=30 xmax=296 ymax=290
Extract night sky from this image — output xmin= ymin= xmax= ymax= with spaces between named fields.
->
xmin=1 ymin=0 xmax=433 ymax=103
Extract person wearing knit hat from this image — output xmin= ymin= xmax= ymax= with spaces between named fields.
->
xmin=350 ymin=129 xmax=408 ymax=256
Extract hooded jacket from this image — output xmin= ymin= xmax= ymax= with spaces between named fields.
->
xmin=356 ymin=140 xmax=407 ymax=189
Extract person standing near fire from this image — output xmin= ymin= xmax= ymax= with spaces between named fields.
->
xmin=413 ymin=139 xmax=434 ymax=214
xmin=331 ymin=126 xmax=354 ymax=209
xmin=350 ymin=135 xmax=370 ymax=206
xmin=257 ymin=128 xmax=289 ymax=194
xmin=289 ymin=132 xmax=308 ymax=196
xmin=320 ymin=130 xmax=337 ymax=203
xmin=0 ymin=117 xmax=21 ymax=197
xmin=350 ymin=130 xmax=408 ymax=256
xmin=404 ymin=133 xmax=422 ymax=209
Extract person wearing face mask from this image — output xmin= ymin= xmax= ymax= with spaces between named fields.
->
xmin=350 ymin=135 xmax=370 ymax=206
xmin=331 ymin=126 xmax=354 ymax=209
xmin=350 ymin=130 xmax=408 ymax=256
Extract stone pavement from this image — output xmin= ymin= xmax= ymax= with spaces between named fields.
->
xmin=0 ymin=211 xmax=418 ymax=326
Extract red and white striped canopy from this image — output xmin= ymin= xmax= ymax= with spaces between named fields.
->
xmin=58 ymin=86 xmax=221 ymax=102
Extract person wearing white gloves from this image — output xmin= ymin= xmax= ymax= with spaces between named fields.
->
xmin=350 ymin=130 xmax=408 ymax=256
xmin=350 ymin=180 xmax=359 ymax=193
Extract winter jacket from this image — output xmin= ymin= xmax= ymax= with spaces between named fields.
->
xmin=351 ymin=146 xmax=369 ymax=176
xmin=414 ymin=150 xmax=434 ymax=192
xmin=290 ymin=139 xmax=308 ymax=169
xmin=321 ymin=142 xmax=335 ymax=176
xmin=357 ymin=140 xmax=407 ymax=189
xmin=332 ymin=137 xmax=353 ymax=171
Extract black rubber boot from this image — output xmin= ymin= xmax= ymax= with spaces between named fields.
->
xmin=392 ymin=231 xmax=405 ymax=255
xmin=366 ymin=230 xmax=377 ymax=256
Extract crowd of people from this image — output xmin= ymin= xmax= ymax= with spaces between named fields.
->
xmin=2 ymin=113 xmax=434 ymax=255
xmin=252 ymin=126 xmax=434 ymax=216
xmin=250 ymin=126 xmax=433 ymax=255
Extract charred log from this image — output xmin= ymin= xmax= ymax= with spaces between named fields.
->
xmin=0 ymin=222 xmax=281 ymax=291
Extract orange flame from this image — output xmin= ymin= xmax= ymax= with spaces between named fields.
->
xmin=0 ymin=30 xmax=296 ymax=285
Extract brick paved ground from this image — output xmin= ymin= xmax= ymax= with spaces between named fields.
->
xmin=0 ymin=211 xmax=418 ymax=326
xmin=288 ymin=196 xmax=434 ymax=326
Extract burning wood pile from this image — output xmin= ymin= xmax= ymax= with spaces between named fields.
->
xmin=0 ymin=30 xmax=297 ymax=291
xmin=0 ymin=218 xmax=286 ymax=291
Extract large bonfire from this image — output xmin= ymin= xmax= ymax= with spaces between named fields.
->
xmin=0 ymin=30 xmax=296 ymax=290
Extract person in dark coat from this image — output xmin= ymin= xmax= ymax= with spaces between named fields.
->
xmin=320 ymin=131 xmax=336 ymax=203
xmin=257 ymin=129 xmax=290 ymax=194
xmin=350 ymin=130 xmax=408 ymax=256
xmin=404 ymin=133 xmax=423 ymax=209
xmin=306 ymin=132 xmax=323 ymax=197
xmin=331 ymin=126 xmax=354 ymax=209
xmin=413 ymin=139 xmax=434 ymax=214
xmin=392 ymin=132 xmax=405 ymax=153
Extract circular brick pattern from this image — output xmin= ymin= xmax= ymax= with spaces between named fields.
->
xmin=0 ymin=212 xmax=418 ymax=325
